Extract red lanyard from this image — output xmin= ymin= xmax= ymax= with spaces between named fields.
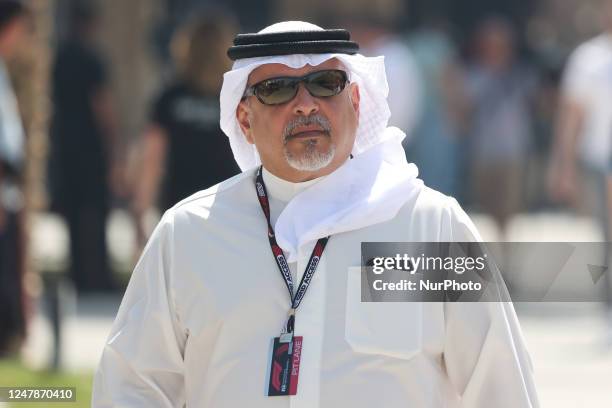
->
xmin=255 ymin=166 xmax=329 ymax=333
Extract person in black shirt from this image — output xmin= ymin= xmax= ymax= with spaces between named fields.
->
xmin=0 ymin=0 xmax=28 ymax=354
xmin=132 ymin=13 xmax=239 ymax=246
xmin=48 ymin=4 xmax=121 ymax=292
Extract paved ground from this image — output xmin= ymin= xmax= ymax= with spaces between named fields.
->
xmin=517 ymin=303 xmax=612 ymax=407
xmin=16 ymin=210 xmax=612 ymax=406
xmin=20 ymin=297 xmax=612 ymax=407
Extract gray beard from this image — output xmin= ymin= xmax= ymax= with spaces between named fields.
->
xmin=284 ymin=140 xmax=335 ymax=172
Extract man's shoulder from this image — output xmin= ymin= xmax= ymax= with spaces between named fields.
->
xmin=585 ymin=34 xmax=612 ymax=51
xmin=569 ymin=35 xmax=612 ymax=67
xmin=148 ymin=169 xmax=259 ymax=245
xmin=406 ymin=185 xmax=481 ymax=241
xmin=412 ymin=185 xmax=459 ymax=214
xmin=171 ymin=168 xmax=256 ymax=212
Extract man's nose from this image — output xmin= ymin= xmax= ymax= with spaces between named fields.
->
xmin=292 ymin=83 xmax=319 ymax=116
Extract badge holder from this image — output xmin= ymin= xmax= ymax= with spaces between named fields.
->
xmin=267 ymin=310 xmax=303 ymax=396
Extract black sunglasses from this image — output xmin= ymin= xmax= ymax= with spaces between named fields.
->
xmin=243 ymin=69 xmax=349 ymax=106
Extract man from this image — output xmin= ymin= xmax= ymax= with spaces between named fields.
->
xmin=548 ymin=4 xmax=612 ymax=213
xmin=465 ymin=17 xmax=536 ymax=239
xmin=346 ymin=17 xmax=422 ymax=139
xmin=548 ymin=1 xmax=612 ymax=342
xmin=0 ymin=0 xmax=28 ymax=355
xmin=93 ymin=21 xmax=538 ymax=407
xmin=48 ymin=3 xmax=120 ymax=292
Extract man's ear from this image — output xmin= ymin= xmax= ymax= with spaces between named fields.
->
xmin=349 ymin=83 xmax=360 ymax=120
xmin=236 ymin=99 xmax=255 ymax=144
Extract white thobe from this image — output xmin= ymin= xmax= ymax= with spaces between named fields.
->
xmin=0 ymin=59 xmax=24 ymax=170
xmin=92 ymin=168 xmax=538 ymax=407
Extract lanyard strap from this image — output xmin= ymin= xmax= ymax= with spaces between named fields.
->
xmin=255 ymin=166 xmax=329 ymax=332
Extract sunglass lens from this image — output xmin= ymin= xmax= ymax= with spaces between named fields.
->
xmin=306 ymin=71 xmax=347 ymax=97
xmin=255 ymin=78 xmax=298 ymax=105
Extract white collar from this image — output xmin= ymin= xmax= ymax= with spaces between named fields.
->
xmin=262 ymin=167 xmax=324 ymax=203
xmin=273 ymin=127 xmax=424 ymax=262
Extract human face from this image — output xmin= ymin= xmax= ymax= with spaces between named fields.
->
xmin=477 ymin=21 xmax=514 ymax=69
xmin=0 ymin=16 xmax=26 ymax=58
xmin=236 ymin=58 xmax=360 ymax=182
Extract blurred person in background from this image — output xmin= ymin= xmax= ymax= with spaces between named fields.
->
xmin=549 ymin=6 xmax=612 ymax=226
xmin=526 ymin=64 xmax=560 ymax=210
xmin=0 ymin=0 xmax=28 ymax=355
xmin=465 ymin=17 xmax=536 ymax=239
xmin=549 ymin=1 xmax=612 ymax=340
xmin=549 ymin=2 xmax=612 ymax=217
xmin=406 ymin=18 xmax=467 ymax=198
xmin=347 ymin=17 xmax=422 ymax=140
xmin=47 ymin=3 xmax=121 ymax=293
xmin=130 ymin=12 xmax=239 ymax=249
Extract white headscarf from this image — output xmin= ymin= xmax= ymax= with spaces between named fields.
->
xmin=220 ymin=21 xmax=423 ymax=261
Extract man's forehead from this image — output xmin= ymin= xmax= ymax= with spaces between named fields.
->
xmin=247 ymin=58 xmax=347 ymax=85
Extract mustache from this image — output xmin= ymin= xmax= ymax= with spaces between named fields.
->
xmin=283 ymin=114 xmax=332 ymax=142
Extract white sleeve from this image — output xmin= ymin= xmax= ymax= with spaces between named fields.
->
xmin=384 ymin=44 xmax=423 ymax=137
xmin=92 ymin=211 xmax=187 ymax=407
xmin=561 ymin=44 xmax=594 ymax=106
xmin=442 ymin=199 xmax=539 ymax=407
